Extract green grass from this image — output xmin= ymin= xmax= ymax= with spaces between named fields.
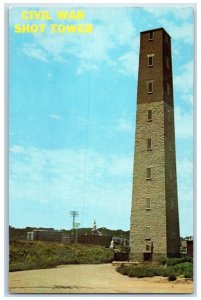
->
xmin=9 ymin=240 xmax=114 ymax=272
xmin=116 ymin=257 xmax=193 ymax=280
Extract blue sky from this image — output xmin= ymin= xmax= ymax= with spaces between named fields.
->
xmin=9 ymin=6 xmax=194 ymax=237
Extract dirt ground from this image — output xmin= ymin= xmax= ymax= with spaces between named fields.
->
xmin=9 ymin=263 xmax=193 ymax=294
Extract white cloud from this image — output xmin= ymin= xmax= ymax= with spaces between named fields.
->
xmin=177 ymin=158 xmax=193 ymax=179
xmin=75 ymin=116 xmax=89 ymax=126
xmin=142 ymin=7 xmax=193 ymax=44
xmin=163 ymin=20 xmax=193 ymax=45
xmin=174 ymin=61 xmax=193 ymax=94
xmin=175 ymin=107 xmax=193 ymax=139
xmin=171 ymin=7 xmax=193 ymax=21
xmin=22 ymin=43 xmax=49 ymax=62
xmin=180 ymin=94 xmax=193 ymax=105
xmin=76 ymin=61 xmax=100 ymax=75
xmin=116 ymin=118 xmax=133 ymax=132
xmin=9 ymin=145 xmax=133 ymax=228
xmin=118 ymin=50 xmax=138 ymax=77
xmin=49 ymin=113 xmax=63 ymax=121
xmin=34 ymin=34 xmax=69 ymax=63
xmin=144 ymin=7 xmax=193 ymax=20
xmin=174 ymin=61 xmax=194 ymax=106
xmin=109 ymin=156 xmax=133 ymax=176
xmin=11 ymin=6 xmax=194 ymax=75
xmin=178 ymin=184 xmax=193 ymax=203
xmin=18 ymin=8 xmax=137 ymax=76
xmin=177 ymin=158 xmax=193 ymax=206
xmin=10 ymin=145 xmax=24 ymax=153
xmin=172 ymin=44 xmax=181 ymax=59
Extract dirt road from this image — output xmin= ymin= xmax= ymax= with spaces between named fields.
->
xmin=9 ymin=264 xmax=193 ymax=294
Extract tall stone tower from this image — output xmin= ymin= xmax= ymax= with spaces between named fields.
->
xmin=130 ymin=28 xmax=180 ymax=262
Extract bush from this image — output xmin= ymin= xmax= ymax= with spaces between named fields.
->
xmin=166 ymin=256 xmax=193 ymax=266
xmin=154 ymin=256 xmax=193 ymax=267
xmin=117 ymin=265 xmax=163 ymax=278
xmin=116 ymin=260 xmax=193 ymax=280
xmin=156 ymin=256 xmax=168 ymax=266
xmin=9 ymin=240 xmax=114 ymax=271
xmin=183 ymin=269 xmax=193 ymax=279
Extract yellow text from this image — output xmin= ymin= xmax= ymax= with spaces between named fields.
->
xmin=14 ymin=24 xmax=46 ymax=33
xmin=21 ymin=10 xmax=52 ymax=20
xmin=50 ymin=24 xmax=93 ymax=33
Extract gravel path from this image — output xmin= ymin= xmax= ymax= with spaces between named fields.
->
xmin=9 ymin=263 xmax=193 ymax=294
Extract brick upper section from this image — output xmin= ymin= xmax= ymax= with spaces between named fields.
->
xmin=137 ymin=28 xmax=174 ymax=107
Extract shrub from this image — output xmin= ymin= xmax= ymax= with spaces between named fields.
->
xmin=116 ymin=260 xmax=193 ymax=280
xmin=9 ymin=240 xmax=114 ymax=271
xmin=156 ymin=256 xmax=168 ymax=266
xmin=183 ymin=269 xmax=193 ymax=279
xmin=166 ymin=256 xmax=193 ymax=266
xmin=116 ymin=265 xmax=163 ymax=278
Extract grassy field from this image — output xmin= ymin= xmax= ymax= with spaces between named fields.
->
xmin=9 ymin=240 xmax=114 ymax=272
xmin=116 ymin=257 xmax=193 ymax=280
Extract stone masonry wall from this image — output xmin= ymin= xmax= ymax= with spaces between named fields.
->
xmin=130 ymin=101 xmax=167 ymax=261
xmin=163 ymin=102 xmax=180 ymax=256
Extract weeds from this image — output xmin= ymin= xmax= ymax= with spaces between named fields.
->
xmin=9 ymin=240 xmax=114 ymax=271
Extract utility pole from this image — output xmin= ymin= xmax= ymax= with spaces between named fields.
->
xmin=70 ymin=211 xmax=78 ymax=229
xmin=75 ymin=222 xmax=80 ymax=243
xmin=70 ymin=211 xmax=78 ymax=243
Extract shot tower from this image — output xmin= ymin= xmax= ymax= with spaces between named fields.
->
xmin=130 ymin=28 xmax=180 ymax=261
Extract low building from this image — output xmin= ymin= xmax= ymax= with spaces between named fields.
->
xmin=27 ymin=230 xmax=70 ymax=244
xmin=186 ymin=240 xmax=193 ymax=257
xmin=77 ymin=234 xmax=112 ymax=247
xmin=180 ymin=240 xmax=187 ymax=255
xmin=180 ymin=237 xmax=193 ymax=257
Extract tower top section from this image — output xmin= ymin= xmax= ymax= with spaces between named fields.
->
xmin=140 ymin=27 xmax=171 ymax=38
xmin=137 ymin=27 xmax=174 ymax=107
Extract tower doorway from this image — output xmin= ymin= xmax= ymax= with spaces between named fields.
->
xmin=143 ymin=253 xmax=152 ymax=261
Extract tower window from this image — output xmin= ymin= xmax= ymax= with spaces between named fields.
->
xmin=148 ymin=109 xmax=152 ymax=121
xmin=166 ymin=56 xmax=170 ymax=69
xmin=147 ymin=54 xmax=154 ymax=67
xmin=146 ymin=168 xmax=152 ymax=180
xmin=146 ymin=197 xmax=151 ymax=210
xmin=172 ymin=233 xmax=176 ymax=240
xmin=146 ymin=245 xmax=150 ymax=251
xmin=147 ymin=138 xmax=152 ymax=150
xmin=147 ymin=81 xmax=154 ymax=94
xmin=170 ymin=198 xmax=174 ymax=210
xmin=149 ymin=31 xmax=154 ymax=40
xmin=167 ymin=109 xmax=171 ymax=123
xmin=145 ymin=226 xmax=151 ymax=240
xmin=167 ymin=82 xmax=170 ymax=95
